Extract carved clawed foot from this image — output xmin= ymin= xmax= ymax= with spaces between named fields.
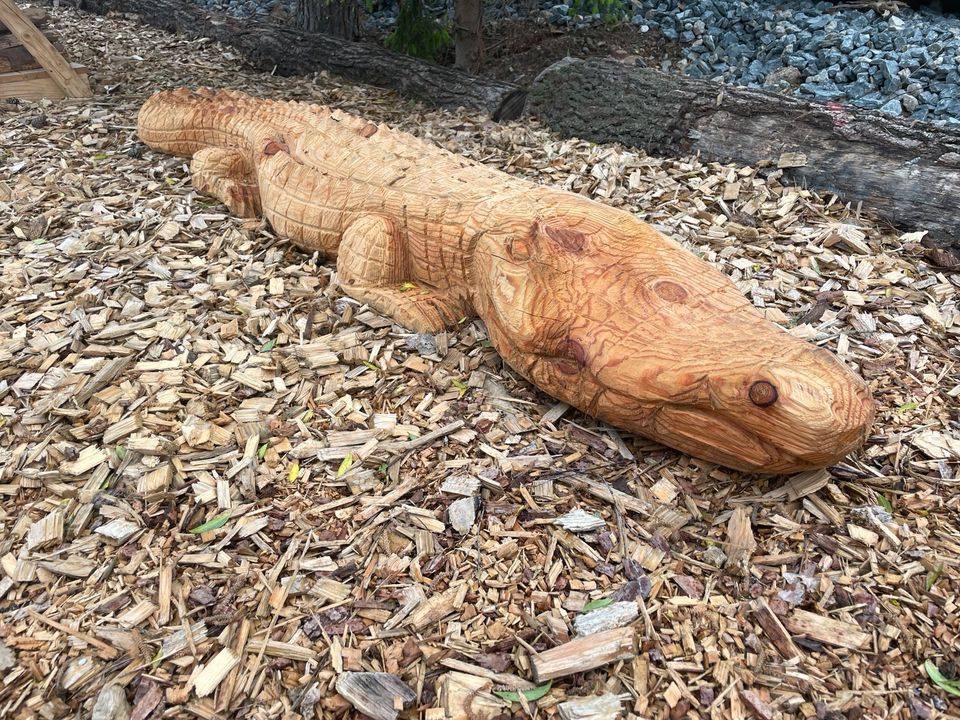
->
xmin=190 ymin=147 xmax=262 ymax=218
xmin=336 ymin=215 xmax=464 ymax=334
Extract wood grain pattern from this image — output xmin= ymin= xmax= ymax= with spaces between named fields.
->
xmin=0 ymin=63 xmax=88 ymax=100
xmin=137 ymin=88 xmax=876 ymax=474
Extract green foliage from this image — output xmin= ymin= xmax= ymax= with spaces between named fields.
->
xmin=385 ymin=0 xmax=451 ymax=61
xmin=925 ymin=660 xmax=960 ymax=697
xmin=567 ymin=0 xmax=628 ymax=23
xmin=190 ymin=511 xmax=231 ymax=534
xmin=493 ymin=681 xmax=552 ymax=703
xmin=582 ymin=597 xmax=613 ymax=612
xmin=875 ymin=492 xmax=893 ymax=514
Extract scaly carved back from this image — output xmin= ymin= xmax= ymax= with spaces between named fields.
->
xmin=138 ymin=88 xmax=876 ymax=474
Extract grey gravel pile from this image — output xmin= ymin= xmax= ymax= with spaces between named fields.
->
xmin=545 ymin=0 xmax=960 ymax=123
xmin=625 ymin=0 xmax=960 ymax=124
xmin=192 ymin=0 xmax=293 ymax=18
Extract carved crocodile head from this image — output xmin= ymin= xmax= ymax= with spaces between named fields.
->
xmin=471 ymin=193 xmax=875 ymax=474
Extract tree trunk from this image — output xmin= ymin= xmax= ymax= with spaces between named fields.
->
xmin=527 ymin=58 xmax=960 ymax=249
xmin=295 ymin=0 xmax=359 ymax=40
xmin=68 ymin=0 xmax=526 ymax=119
xmin=452 ymin=0 xmax=482 ymax=73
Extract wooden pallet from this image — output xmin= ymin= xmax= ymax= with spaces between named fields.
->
xmin=0 ymin=0 xmax=90 ymax=99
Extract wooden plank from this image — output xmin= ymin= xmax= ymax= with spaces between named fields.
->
xmin=0 ymin=0 xmax=89 ymax=97
xmin=0 ymin=5 xmax=45 ymax=32
xmin=0 ymin=64 xmax=87 ymax=100
xmin=0 ymin=41 xmax=45 ymax=72
xmin=0 ymin=27 xmax=56 ymax=49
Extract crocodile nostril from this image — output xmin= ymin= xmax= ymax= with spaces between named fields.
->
xmin=749 ymin=381 xmax=778 ymax=407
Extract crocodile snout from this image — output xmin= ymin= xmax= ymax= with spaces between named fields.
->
xmin=694 ymin=350 xmax=876 ymax=473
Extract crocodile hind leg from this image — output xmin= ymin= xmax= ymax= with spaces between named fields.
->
xmin=190 ymin=147 xmax=262 ymax=218
xmin=337 ymin=215 xmax=464 ymax=333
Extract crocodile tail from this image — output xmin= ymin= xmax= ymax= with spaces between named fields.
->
xmin=136 ymin=87 xmax=274 ymax=158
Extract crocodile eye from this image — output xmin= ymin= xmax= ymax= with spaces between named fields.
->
xmin=653 ymin=280 xmax=688 ymax=303
xmin=748 ymin=381 xmax=778 ymax=408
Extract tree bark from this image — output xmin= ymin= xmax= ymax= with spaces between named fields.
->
xmin=68 ymin=0 xmax=526 ymax=119
xmin=527 ymin=57 xmax=960 ymax=249
xmin=295 ymin=0 xmax=359 ymax=40
xmin=452 ymin=0 xmax=482 ymax=73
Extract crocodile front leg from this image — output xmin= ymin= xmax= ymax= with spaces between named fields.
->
xmin=336 ymin=215 xmax=465 ymax=333
xmin=189 ymin=147 xmax=262 ymax=218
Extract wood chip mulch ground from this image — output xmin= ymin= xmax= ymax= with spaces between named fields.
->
xmin=1 ymin=6 xmax=959 ymax=720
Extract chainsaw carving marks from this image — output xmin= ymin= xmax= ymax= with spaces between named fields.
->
xmin=138 ymin=88 xmax=876 ymax=474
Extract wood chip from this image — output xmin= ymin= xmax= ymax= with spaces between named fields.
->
xmin=438 ymin=672 xmax=508 ymax=720
xmin=725 ymin=505 xmax=755 ymax=572
xmin=26 ymin=509 xmax=63 ymax=550
xmin=448 ymin=496 xmax=478 ymax=534
xmin=530 ymin=627 xmax=637 ymax=682
xmin=439 ymin=473 xmax=480 ymax=496
xmin=750 ymin=599 xmax=800 ymax=661
xmin=554 ymin=508 xmax=606 ymax=533
xmin=91 ymin=685 xmax=130 ymax=720
xmin=783 ymin=609 xmax=870 ymax=650
xmin=193 ymin=648 xmax=239 ymax=697
xmin=558 ymin=694 xmax=627 ymax=720
xmin=740 ymin=689 xmax=774 ymax=720
xmin=94 ymin=518 xmax=140 ymax=545
xmin=334 ymin=672 xmax=416 ymax=720
xmin=573 ymin=602 xmax=639 ymax=636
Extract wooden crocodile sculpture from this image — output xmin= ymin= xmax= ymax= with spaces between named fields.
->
xmin=138 ymin=88 xmax=876 ymax=474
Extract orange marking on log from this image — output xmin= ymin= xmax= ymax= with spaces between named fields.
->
xmin=654 ymin=280 xmax=689 ymax=303
xmin=359 ymin=122 xmax=378 ymax=138
xmin=508 ymin=236 xmax=532 ymax=261
xmin=540 ymin=223 xmax=587 ymax=252
xmin=555 ymin=339 xmax=587 ymax=375
xmin=263 ymin=138 xmax=289 ymax=156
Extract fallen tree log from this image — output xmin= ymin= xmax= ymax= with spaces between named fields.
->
xmin=67 ymin=0 xmax=526 ymax=119
xmin=527 ymin=57 xmax=960 ymax=250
